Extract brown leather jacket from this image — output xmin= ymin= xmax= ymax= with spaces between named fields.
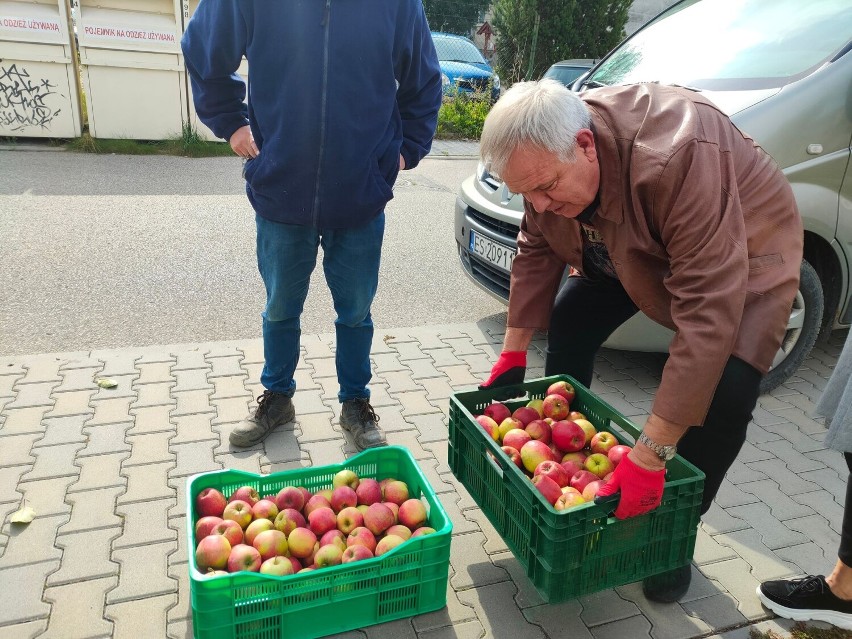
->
xmin=507 ymin=83 xmax=803 ymax=426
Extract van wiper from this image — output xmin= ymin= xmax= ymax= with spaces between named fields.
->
xmin=583 ymin=80 xmax=608 ymax=89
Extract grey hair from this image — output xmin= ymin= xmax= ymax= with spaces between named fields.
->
xmin=480 ymin=78 xmax=592 ymax=177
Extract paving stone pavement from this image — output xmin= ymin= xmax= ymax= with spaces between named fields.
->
xmin=0 ymin=320 xmax=848 ymax=639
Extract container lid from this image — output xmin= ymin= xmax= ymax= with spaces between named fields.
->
xmin=78 ymin=6 xmax=180 ymax=53
xmin=0 ymin=1 xmax=68 ymax=45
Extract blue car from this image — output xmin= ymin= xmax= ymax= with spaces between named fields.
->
xmin=431 ymin=32 xmax=500 ymax=102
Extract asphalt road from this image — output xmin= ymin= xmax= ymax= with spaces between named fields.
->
xmin=0 ymin=150 xmax=506 ymax=356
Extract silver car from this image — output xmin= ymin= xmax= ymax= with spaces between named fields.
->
xmin=455 ymin=0 xmax=852 ymax=391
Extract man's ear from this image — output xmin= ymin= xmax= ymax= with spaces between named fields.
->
xmin=575 ymin=129 xmax=597 ymax=162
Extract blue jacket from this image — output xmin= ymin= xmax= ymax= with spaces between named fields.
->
xmin=182 ymin=0 xmax=442 ymax=229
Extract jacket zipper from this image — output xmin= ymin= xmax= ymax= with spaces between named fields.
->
xmin=312 ymin=0 xmax=332 ymax=227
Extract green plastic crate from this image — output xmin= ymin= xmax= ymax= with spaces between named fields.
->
xmin=186 ymin=446 xmax=452 ymax=639
xmin=448 ymin=375 xmax=704 ymax=602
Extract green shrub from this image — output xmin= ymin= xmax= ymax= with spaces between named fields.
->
xmin=436 ymin=90 xmax=493 ymax=140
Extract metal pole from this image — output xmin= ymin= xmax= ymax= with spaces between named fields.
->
xmin=525 ymin=12 xmax=540 ymax=80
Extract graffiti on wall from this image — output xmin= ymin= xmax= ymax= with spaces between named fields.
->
xmin=0 ymin=63 xmax=63 ymax=131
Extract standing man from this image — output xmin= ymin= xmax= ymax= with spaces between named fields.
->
xmin=182 ymin=1 xmax=442 ymax=451
xmin=478 ymin=79 xmax=802 ymax=601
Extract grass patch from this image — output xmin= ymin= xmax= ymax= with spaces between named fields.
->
xmin=750 ymin=621 xmax=852 ymax=639
xmin=65 ymin=123 xmax=234 ymax=158
xmin=435 ymin=90 xmax=493 ymax=140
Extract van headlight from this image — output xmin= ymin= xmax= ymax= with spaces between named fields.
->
xmin=493 ymin=74 xmax=500 ymax=91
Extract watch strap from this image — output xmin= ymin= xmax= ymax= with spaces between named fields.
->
xmin=638 ymin=432 xmax=677 ymax=461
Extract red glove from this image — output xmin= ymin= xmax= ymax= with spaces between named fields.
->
xmin=595 ymin=454 xmax=665 ymax=519
xmin=479 ymin=351 xmax=527 ymax=400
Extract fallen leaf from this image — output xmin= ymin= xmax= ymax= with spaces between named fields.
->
xmin=10 ymin=504 xmax=35 ymax=524
xmin=96 ymin=377 xmax=118 ymax=389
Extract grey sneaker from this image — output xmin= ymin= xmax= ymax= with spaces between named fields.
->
xmin=340 ymin=398 xmax=387 ymax=450
xmin=229 ymin=390 xmax=295 ymax=447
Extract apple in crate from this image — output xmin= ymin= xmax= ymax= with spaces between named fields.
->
xmin=568 ymin=411 xmax=586 ymax=421
xmin=228 ymin=486 xmax=259 ymax=507
xmin=554 ymin=491 xmax=586 ymax=511
xmin=574 ymin=419 xmax=597 ymax=445
xmin=251 ymin=499 xmax=279 ymax=521
xmin=582 ymin=480 xmax=606 ymax=501
xmin=560 ymin=459 xmax=585 ymax=478
xmin=411 ymin=526 xmax=436 ymax=538
xmin=383 ymin=481 xmax=410 ymax=506
xmin=483 ymin=402 xmax=512 ymax=424
xmin=551 ymin=420 xmax=586 ymax=453
xmin=315 ymin=544 xmax=344 ymax=567
xmin=475 ymin=415 xmax=500 ymax=441
xmin=287 ymin=527 xmax=318 ymax=559
xmin=252 ymin=529 xmax=289 ymax=561
xmin=336 ymin=506 xmax=364 ymax=535
xmin=274 ymin=508 xmax=306 ymax=536
xmin=332 ymin=469 xmax=360 ymax=491
xmin=531 ymin=474 xmax=562 ymax=505
xmin=534 ymin=460 xmax=570 ymax=487
xmin=542 ymin=394 xmax=571 ymax=421
xmin=274 ymin=486 xmax=305 ymax=512
xmin=195 ymin=516 xmax=223 ymax=541
xmin=398 ymin=498 xmax=428 ymax=529
xmin=569 ymin=470 xmax=600 ymax=493
xmin=364 ymin=503 xmax=395 ymax=536
xmin=222 ymin=500 xmax=253 ymax=529
xmin=608 ymin=444 xmax=633 ymax=466
xmin=585 ymin=453 xmax=615 ymax=478
xmin=308 ymin=507 xmax=338 ymax=537
xmin=196 ymin=488 xmax=228 ymax=518
xmin=355 ymin=478 xmax=383 ymax=506
xmin=375 ymin=535 xmax=406 ymax=556
xmin=346 ymin=526 xmax=377 ymax=553
xmin=386 ymin=524 xmax=412 ymax=540
xmin=526 ymin=398 xmax=544 ymax=418
xmin=502 ymin=428 xmax=531 ymax=452
xmin=590 ymin=431 xmax=618 ymax=455
xmin=195 ymin=535 xmax=231 ymax=571
xmin=330 ymin=486 xmax=358 ymax=513
xmin=525 ymin=420 xmax=552 ymax=445
xmin=320 ymin=529 xmax=347 ymax=551
xmin=501 ymin=445 xmax=523 ymax=470
xmin=304 ymin=494 xmax=332 ymax=517
xmin=520 ymin=440 xmax=556 ymax=474
xmin=383 ymin=501 xmax=400 ymax=523
xmin=244 ymin=518 xmax=274 ymax=546
xmin=260 ymin=556 xmax=294 ymax=576
xmin=212 ymin=519 xmax=244 ymax=546
xmin=228 ymin=544 xmax=262 ymax=573
xmin=546 ymin=380 xmax=576 ymax=404
xmin=512 ymin=406 xmax=540 ymax=427
xmin=342 ymin=545 xmax=374 ymax=563
xmin=498 ymin=417 xmax=524 ymax=441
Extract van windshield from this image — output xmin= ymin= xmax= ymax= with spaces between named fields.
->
xmin=586 ymin=0 xmax=852 ymax=90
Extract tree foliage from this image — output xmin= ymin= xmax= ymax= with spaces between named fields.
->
xmin=492 ymin=0 xmax=631 ymax=83
xmin=422 ymin=0 xmax=492 ymax=36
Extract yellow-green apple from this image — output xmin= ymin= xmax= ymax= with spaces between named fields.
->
xmin=497 ymin=417 xmax=524 ymax=441
xmin=222 ymin=500 xmax=253 ymax=529
xmin=560 ymin=459 xmax=585 ymax=478
xmin=356 ymin=504 xmax=370 ymax=517
xmin=355 ymin=478 xmax=383 ymax=506
xmin=383 ymin=501 xmax=400 ymax=523
xmin=573 ymin=418 xmax=597 ymax=445
xmin=304 ymin=494 xmax=332 ymax=517
xmin=398 ymin=498 xmax=428 ymax=529
xmin=228 ymin=486 xmax=259 ymax=507
xmin=483 ymin=401 xmax=512 ymax=424
xmin=212 ymin=519 xmax=244 ymax=546
xmin=502 ymin=428 xmax=531 ymax=452
xmin=195 ymin=535 xmax=231 ymax=571
xmin=244 ymin=518 xmax=274 ymax=546
xmin=287 ymin=527 xmax=318 ymax=559
xmin=336 ymin=506 xmax=364 ymax=535
xmin=607 ymin=444 xmax=633 ymax=466
xmin=386 ymin=524 xmax=413 ymax=540
xmin=501 ymin=445 xmax=523 ymax=470
xmin=590 ymin=431 xmax=617 ymax=455
xmin=568 ymin=411 xmax=586 ymax=421
xmin=569 ymin=469 xmax=600 ymax=493
xmin=411 ymin=526 xmax=436 ymax=538
xmin=227 ymin=544 xmax=262 ymax=573
xmin=551 ymin=420 xmax=586 ymax=453
xmin=299 ymin=566 xmax=316 ymax=573
xmin=512 ymin=406 xmax=540 ymax=427
xmin=534 ymin=460 xmax=570 ymax=487
xmin=275 ymin=486 xmax=305 ymax=512
xmin=547 ymin=380 xmax=576 ymax=404
xmin=375 ymin=535 xmax=405 ymax=556
xmin=260 ymin=556 xmax=294 ymax=576
xmin=520 ymin=440 xmax=557 ymax=474
xmin=364 ymin=503 xmax=395 ymax=536
xmin=346 ymin=526 xmax=377 ymax=553
xmin=541 ymin=394 xmax=571 ymax=421
xmin=319 ymin=529 xmax=347 ymax=551
xmin=525 ymin=420 xmax=552 ymax=445
xmin=526 ymin=398 xmax=544 ymax=418
xmin=307 ymin=506 xmax=338 ymax=536
xmin=195 ymin=516 xmax=224 ymax=541
xmin=383 ymin=481 xmax=410 ymax=506
xmin=196 ymin=488 xmax=228 ymax=518
xmin=581 ymin=480 xmax=606 ymax=501
xmin=252 ymin=529 xmax=289 ymax=561
xmin=584 ymin=453 xmax=614 ymax=478
xmin=342 ymin=545 xmax=374 ymax=563
xmin=561 ymin=485 xmax=581 ymax=495
xmin=554 ymin=491 xmax=586 ymax=511
xmin=475 ymin=415 xmax=500 ymax=442
xmin=274 ymin=508 xmax=306 ymax=536
xmin=531 ymin=474 xmax=562 ymax=505
xmin=251 ymin=499 xmax=279 ymax=521
xmin=317 ymin=488 xmax=334 ymax=502
xmin=332 ymin=469 xmax=360 ymax=491
xmin=314 ymin=544 xmax=344 ymax=567
xmin=330 ymin=486 xmax=358 ymax=513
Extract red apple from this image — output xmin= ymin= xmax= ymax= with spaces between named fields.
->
xmin=411 ymin=526 xmax=436 ymax=538
xmin=590 ymin=431 xmax=618 ymax=455
xmin=501 ymin=445 xmax=524 ymax=469
xmin=287 ymin=527 xmax=318 ymax=559
xmin=274 ymin=486 xmax=305 ymax=512
xmin=483 ymin=402 xmax=512 ymax=424
xmin=533 ymin=460 xmax=570 ymax=487
xmin=546 ymin=380 xmax=576 ymax=404
xmin=222 ymin=500 xmax=253 ymax=529
xmin=568 ymin=411 xmax=586 ymax=421
xmin=526 ymin=398 xmax=545 ymax=418
xmin=582 ymin=480 xmax=606 ymax=501
xmin=319 ymin=529 xmax=347 ymax=551
xmin=512 ymin=406 xmax=540 ymax=427
xmin=227 ymin=544 xmax=262 ymax=573
xmin=274 ymin=508 xmax=306 ymax=536
xmin=497 ymin=417 xmax=524 ymax=441
xmin=228 ymin=486 xmax=259 ymax=507
xmin=355 ymin=478 xmax=383 ymax=506
xmin=398 ymin=499 xmax=428 ymax=530
xmin=244 ymin=518 xmax=274 ymax=546
xmin=336 ymin=506 xmax=364 ymax=535
xmin=375 ymin=535 xmax=405 ymax=557
xmin=332 ymin=469 xmax=360 ymax=491
xmin=520 ymin=440 xmax=557 ymax=474
xmin=569 ymin=470 xmax=600 ymax=493
xmin=259 ymin=556 xmax=294 ymax=576
xmin=383 ymin=501 xmax=400 ymax=523
xmin=196 ymin=488 xmax=228 ymax=518
xmin=502 ymin=428 xmax=531 ymax=452
xmin=386 ymin=524 xmax=413 ymax=540
xmin=382 ymin=481 xmax=410 ymax=506
xmin=560 ymin=459 xmax=584 ymax=477
xmin=584 ymin=452 xmax=615 ymax=478
xmin=314 ymin=544 xmax=344 ymax=569
xmin=252 ymin=529 xmax=289 ymax=561
xmin=475 ymin=415 xmax=500 ymax=441
xmin=531 ymin=474 xmax=562 ymax=505
xmin=342 ymin=545 xmax=374 ymax=563
xmin=304 ymin=494 xmax=332 ymax=517
xmin=307 ymin=507 xmax=338 ymax=537
xmin=195 ymin=516 xmax=224 ymax=541
xmin=551 ymin=420 xmax=586 ymax=453
xmin=330 ymin=486 xmax=358 ymax=513
xmin=346 ymin=526 xmax=377 ymax=553
xmin=364 ymin=503 xmax=395 ymax=536
xmin=195 ymin=535 xmax=231 ymax=571
xmin=525 ymin=419 xmax=552 ymax=445
xmin=561 ymin=451 xmax=587 ymax=465
xmin=541 ymin=394 xmax=570 ymax=421
xmin=211 ymin=519 xmax=244 ymax=547
xmin=574 ymin=419 xmax=597 ymax=445
xmin=251 ymin=499 xmax=279 ymax=521
xmin=607 ymin=444 xmax=633 ymax=467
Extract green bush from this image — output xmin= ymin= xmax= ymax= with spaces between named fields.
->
xmin=436 ymin=91 xmax=493 ymax=140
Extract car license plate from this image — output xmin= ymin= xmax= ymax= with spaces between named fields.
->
xmin=469 ymin=230 xmax=515 ymax=272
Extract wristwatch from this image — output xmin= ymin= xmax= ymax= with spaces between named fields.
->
xmin=637 ymin=432 xmax=678 ymax=462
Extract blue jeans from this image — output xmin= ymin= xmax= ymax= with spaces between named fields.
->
xmin=255 ymin=213 xmax=385 ymax=403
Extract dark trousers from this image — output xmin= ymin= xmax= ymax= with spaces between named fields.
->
xmin=840 ymin=453 xmax=852 ymax=566
xmin=545 ymin=273 xmax=762 ymax=515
